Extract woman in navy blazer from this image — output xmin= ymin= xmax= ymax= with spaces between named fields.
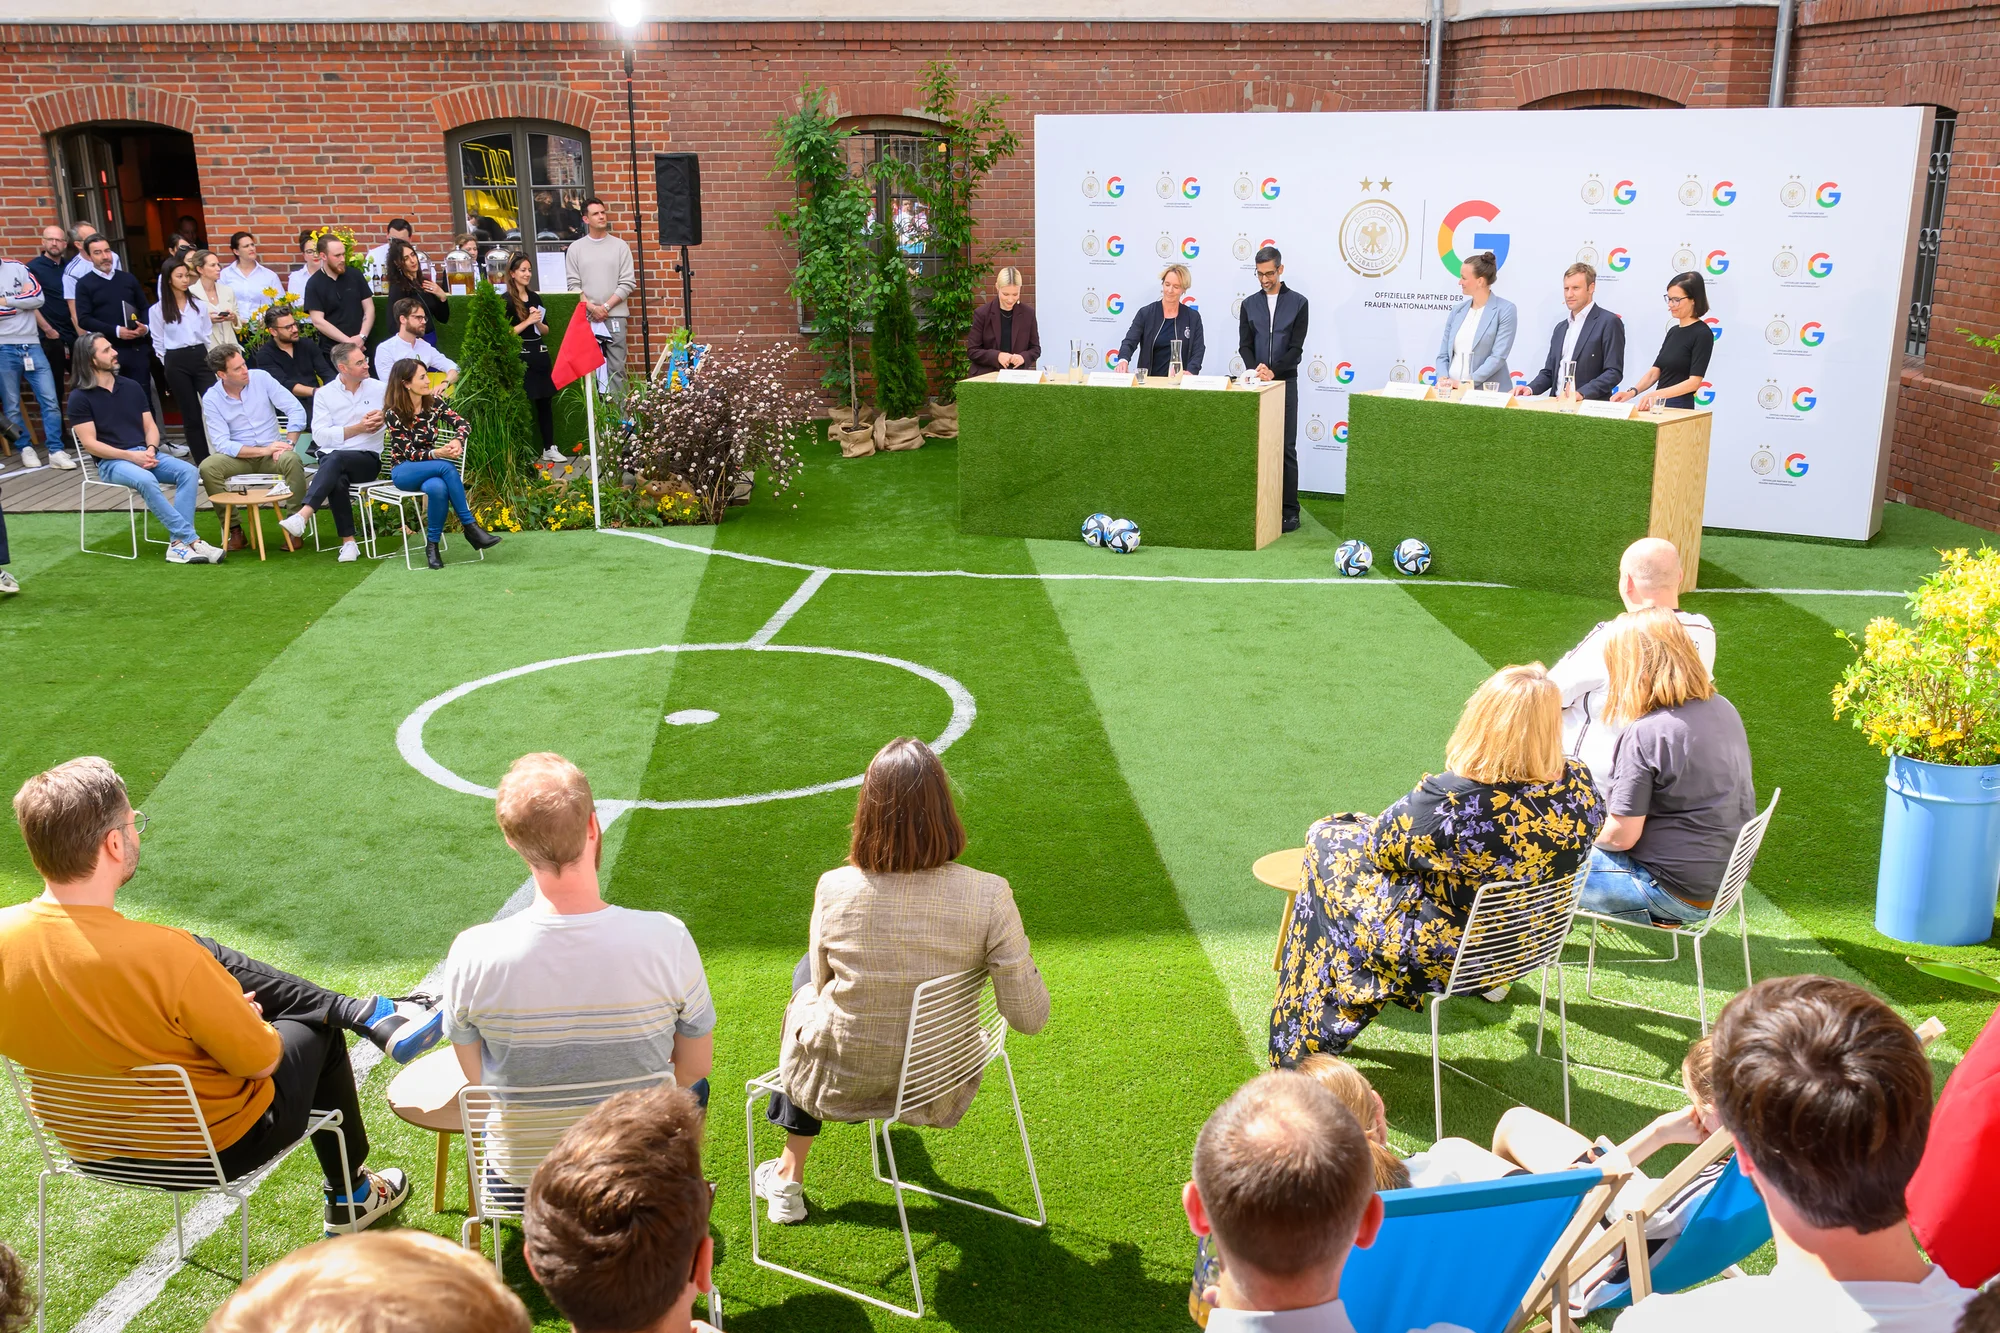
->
xmin=1435 ymin=252 xmax=1516 ymax=392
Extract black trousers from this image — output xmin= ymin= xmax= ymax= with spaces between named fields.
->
xmin=1281 ymin=377 xmax=1299 ymax=523
xmin=160 ymin=345 xmax=215 ymax=463
xmin=302 ymin=449 xmax=382 ymax=540
xmin=531 ymin=396 xmax=555 ymax=454
xmin=193 ymin=936 xmax=373 ymax=1192
xmin=39 ymin=336 xmax=71 ymax=440
xmin=0 ymin=493 xmax=10 ymax=566
xmin=766 ymin=954 xmax=823 ymax=1137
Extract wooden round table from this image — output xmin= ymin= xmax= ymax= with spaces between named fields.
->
xmin=207 ymin=486 xmax=294 ymax=560
xmin=386 ymin=1047 xmax=469 ymax=1220
xmin=1255 ymin=847 xmax=1308 ymax=972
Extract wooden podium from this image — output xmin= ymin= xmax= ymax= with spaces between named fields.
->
xmin=1345 ymin=392 xmax=1713 ymax=595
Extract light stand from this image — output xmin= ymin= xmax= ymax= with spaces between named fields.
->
xmin=676 ymin=244 xmax=694 ymax=334
xmin=622 ymin=44 xmax=652 ymax=374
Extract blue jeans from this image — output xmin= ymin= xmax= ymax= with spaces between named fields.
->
xmin=1578 ymin=846 xmax=1710 ymax=926
xmin=0 ymin=343 xmax=64 ymax=452
xmin=389 ymin=460 xmax=474 ymax=541
xmin=97 ymin=453 xmax=202 ymax=546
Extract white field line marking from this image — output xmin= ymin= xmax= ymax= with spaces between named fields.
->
xmin=749 ymin=568 xmax=831 ymax=646
xmin=599 ymin=528 xmax=1909 ymax=597
xmin=397 ymin=644 xmax=975 ymax=810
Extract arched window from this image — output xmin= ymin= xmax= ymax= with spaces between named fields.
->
xmin=1522 ymin=91 xmax=1682 ymax=110
xmin=840 ymin=116 xmax=946 ymax=287
xmin=445 ymin=120 xmax=593 ymax=280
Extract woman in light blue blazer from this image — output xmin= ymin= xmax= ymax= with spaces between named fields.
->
xmin=1435 ymin=251 xmax=1516 ymax=392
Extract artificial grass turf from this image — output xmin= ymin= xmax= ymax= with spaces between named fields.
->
xmin=1344 ymin=394 xmax=1666 ymax=595
xmin=956 ymin=379 xmax=1271 ymax=550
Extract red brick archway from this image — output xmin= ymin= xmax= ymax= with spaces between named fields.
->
xmin=1160 ymin=80 xmax=1352 ymax=113
xmin=25 ymin=86 xmax=199 ymax=136
xmin=428 ymin=83 xmax=603 ymax=134
xmin=1512 ymin=55 xmax=1696 ymax=109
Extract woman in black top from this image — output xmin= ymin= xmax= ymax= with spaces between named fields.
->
xmin=1614 ymin=271 xmax=1713 ymax=410
xmin=1116 ymin=264 xmax=1205 ymax=378
xmin=384 ymin=238 xmax=449 ymax=346
xmin=502 ymin=252 xmax=558 ymax=457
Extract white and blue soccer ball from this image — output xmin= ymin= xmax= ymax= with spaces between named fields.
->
xmin=1104 ymin=518 xmax=1142 ymax=554
xmin=1393 ymin=538 xmax=1433 ymax=576
xmin=1082 ymin=513 xmax=1112 ymax=547
xmin=1334 ymin=539 xmax=1373 ymax=578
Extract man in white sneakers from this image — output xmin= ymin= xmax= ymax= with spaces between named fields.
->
xmin=284 ymin=342 xmax=385 ymax=562
xmin=67 ymin=332 xmax=225 ymax=565
xmin=0 ymin=255 xmax=73 ymax=470
xmin=441 ymin=752 xmax=715 ymax=1104
xmin=1550 ymin=537 xmax=1717 ymax=790
xmin=1615 ymin=975 xmax=1974 ymax=1332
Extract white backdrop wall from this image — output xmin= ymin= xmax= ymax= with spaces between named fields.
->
xmin=1033 ymin=108 xmax=1929 ymax=540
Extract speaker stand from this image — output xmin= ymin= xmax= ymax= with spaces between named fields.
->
xmin=674 ymin=244 xmax=696 ymax=336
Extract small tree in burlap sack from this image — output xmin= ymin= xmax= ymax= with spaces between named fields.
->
xmin=871 ymin=256 xmax=928 ymax=426
xmin=451 ymin=280 xmax=538 ymax=495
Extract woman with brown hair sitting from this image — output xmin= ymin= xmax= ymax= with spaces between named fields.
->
xmin=752 ymin=736 xmax=1051 ymax=1225
xmin=380 ymin=359 xmax=500 ymax=569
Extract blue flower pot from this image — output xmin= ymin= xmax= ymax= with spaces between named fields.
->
xmin=1876 ymin=754 xmax=2000 ymax=945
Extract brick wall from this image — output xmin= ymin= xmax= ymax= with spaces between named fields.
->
xmin=3 ymin=9 xmax=1995 ymax=528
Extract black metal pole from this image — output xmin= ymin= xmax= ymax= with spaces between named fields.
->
xmin=678 ymin=244 xmax=694 ymax=336
xmin=624 ymin=44 xmax=651 ymax=375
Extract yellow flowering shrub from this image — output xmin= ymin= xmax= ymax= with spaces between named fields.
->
xmin=1833 ymin=547 xmax=2000 ymax=765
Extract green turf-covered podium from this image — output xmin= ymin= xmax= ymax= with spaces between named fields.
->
xmin=1345 ymin=391 xmax=1713 ymax=596
xmin=957 ymin=372 xmax=1285 ymax=550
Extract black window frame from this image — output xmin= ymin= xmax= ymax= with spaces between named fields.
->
xmin=1906 ymin=107 xmax=1956 ymax=359
xmin=445 ymin=118 xmax=595 ymax=275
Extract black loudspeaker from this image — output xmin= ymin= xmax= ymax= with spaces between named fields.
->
xmin=654 ymin=153 xmax=703 ymax=247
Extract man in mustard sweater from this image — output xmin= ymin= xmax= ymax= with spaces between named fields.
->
xmin=1 ymin=757 xmax=443 ymax=1235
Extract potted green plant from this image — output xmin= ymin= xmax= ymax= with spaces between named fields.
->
xmin=870 ymin=254 xmax=928 ymax=451
xmin=1833 ymin=546 xmax=2000 ymax=945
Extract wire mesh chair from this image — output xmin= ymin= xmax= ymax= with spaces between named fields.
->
xmin=364 ymin=440 xmax=481 ymax=570
xmin=4 ymin=1057 xmax=350 ymax=1331
xmin=745 ymin=969 xmax=1045 ymax=1320
xmin=1577 ymin=788 xmax=1781 ymax=1036
xmin=307 ymin=447 xmax=388 ymax=558
xmin=1420 ymin=866 xmax=1589 ymax=1140
xmin=74 ymin=429 xmax=170 ymax=559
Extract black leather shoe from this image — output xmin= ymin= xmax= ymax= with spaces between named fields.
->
xmin=1281 ymin=514 xmax=1301 ymax=533
xmin=425 ymin=542 xmax=444 ymax=570
xmin=461 ymin=520 xmax=502 ymax=551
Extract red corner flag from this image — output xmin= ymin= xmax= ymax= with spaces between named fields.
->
xmin=551 ymin=305 xmax=607 ymax=390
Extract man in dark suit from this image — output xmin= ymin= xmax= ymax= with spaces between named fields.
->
xmin=71 ymin=235 xmax=152 ymax=391
xmin=1520 ymin=262 xmax=1624 ymax=401
xmin=1238 ymin=246 xmax=1310 ymax=532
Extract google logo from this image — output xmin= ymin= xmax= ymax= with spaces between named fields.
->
xmin=1106 ymin=293 xmax=1125 ymax=315
xmin=1419 ymin=366 xmax=1439 ymax=386
xmin=1606 ymin=247 xmax=1631 ymax=272
xmin=1712 ymin=181 xmax=1737 ymax=206
xmin=1437 ymin=200 xmax=1511 ymax=277
xmin=1261 ymin=178 xmax=1280 ymax=201
xmin=1816 ymin=182 xmax=1841 ymax=208
xmin=1510 ymin=370 xmax=1528 ymax=390
xmin=1785 ymin=453 xmax=1809 ymax=477
xmin=1807 ymin=253 xmax=1834 ymax=278
xmin=1103 ymin=349 xmax=1120 ymax=369
xmin=1706 ymin=250 xmax=1730 ymax=275
xmin=1181 ymin=238 xmax=1200 ymax=259
xmin=1799 ymin=321 xmax=1824 ymax=347
xmin=1792 ymin=387 xmax=1817 ymax=411
xmin=1694 ymin=381 xmax=1716 ymax=406
xmin=1613 ymin=181 xmax=1638 ymax=205
xmin=1181 ymin=177 xmax=1201 ymax=200
xmin=1333 ymin=421 xmax=1350 ymax=444
xmin=1106 ymin=176 xmax=1125 ymax=198
xmin=1182 ymin=296 xmax=1199 ymax=309
xmin=1105 ymin=235 xmax=1125 ymax=257
xmin=1333 ymin=361 xmax=1355 ymax=385
xmin=1704 ymin=315 xmax=1724 ymax=341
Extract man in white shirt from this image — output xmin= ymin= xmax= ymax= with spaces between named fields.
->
xmin=219 ymin=232 xmax=283 ymax=323
xmin=372 ymin=299 xmax=458 ymax=384
xmin=1185 ymin=1072 xmax=1383 ymax=1333
xmin=1519 ymin=263 xmax=1625 ymax=401
xmin=441 ymin=753 xmax=715 ymax=1104
xmin=1549 ymin=537 xmax=1717 ymax=791
xmin=1615 ymin=975 xmax=1974 ymax=1333
xmin=364 ymin=219 xmax=414 ymax=296
xmin=197 ymin=346 xmax=308 ymax=547
xmin=282 ymin=342 xmax=385 ymax=562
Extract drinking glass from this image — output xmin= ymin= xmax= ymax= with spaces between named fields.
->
xmin=1648 ymin=395 xmax=1668 ymax=416
xmin=1133 ymin=367 xmax=1148 ymax=385
xmin=1169 ymin=339 xmax=1184 ymax=380
xmin=1482 ymin=381 xmax=1498 ymax=394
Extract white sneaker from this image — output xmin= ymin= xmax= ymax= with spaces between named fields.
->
xmin=541 ymin=446 xmax=564 ymax=463
xmin=1481 ymin=984 xmax=1510 ymax=1004
xmin=0 ymin=571 xmax=18 ymax=594
xmin=17 ymin=446 xmax=40 ymax=469
xmin=165 ymin=542 xmax=198 ymax=564
xmin=323 ymin=1168 xmax=411 ymax=1236
xmin=191 ymin=539 xmax=227 ymax=563
xmin=48 ymin=449 xmax=77 ymax=471
xmin=162 ymin=440 xmax=191 ymax=458
xmin=337 ymin=541 xmax=360 ymax=563
xmin=754 ymin=1159 xmax=807 ymax=1224
xmin=279 ymin=510 xmax=309 ymax=540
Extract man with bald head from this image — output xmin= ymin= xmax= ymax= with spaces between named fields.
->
xmin=1550 ymin=537 xmax=1717 ymax=790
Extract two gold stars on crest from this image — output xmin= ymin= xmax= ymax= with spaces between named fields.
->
xmin=1359 ymin=177 xmax=1394 ymax=191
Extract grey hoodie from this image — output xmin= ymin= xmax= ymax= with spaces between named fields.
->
xmin=0 ymin=262 xmax=46 ymax=346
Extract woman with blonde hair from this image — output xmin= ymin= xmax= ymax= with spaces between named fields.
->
xmin=1580 ymin=606 xmax=1754 ymax=926
xmin=752 ymin=737 xmax=1050 ymax=1226
xmin=1115 ymin=262 xmax=1204 ymax=377
xmin=1270 ymin=664 xmax=1602 ymax=1062
xmin=190 ymin=249 xmax=240 ymax=352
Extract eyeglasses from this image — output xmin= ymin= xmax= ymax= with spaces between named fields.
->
xmin=106 ymin=809 xmax=149 ymax=838
xmin=1664 ymin=294 xmax=1689 ymax=306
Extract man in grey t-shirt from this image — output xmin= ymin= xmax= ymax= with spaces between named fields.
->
xmin=1583 ymin=692 xmax=1755 ymax=926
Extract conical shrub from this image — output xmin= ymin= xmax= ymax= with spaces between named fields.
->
xmin=452 ymin=280 xmax=538 ymax=494
xmin=871 ymin=256 xmax=928 ymax=421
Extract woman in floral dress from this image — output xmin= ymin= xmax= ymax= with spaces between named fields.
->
xmin=380 ymin=358 xmax=501 ymax=569
xmin=1270 ymin=664 xmax=1603 ymax=1065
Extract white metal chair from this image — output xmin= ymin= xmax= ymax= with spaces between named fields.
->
xmin=307 ymin=447 xmax=388 ymax=558
xmin=1416 ymin=867 xmax=1588 ymax=1140
xmin=4 ymin=1057 xmax=349 ymax=1331
xmin=1576 ymin=788 xmax=1781 ymax=1035
xmin=745 ymin=969 xmax=1045 ymax=1320
xmin=74 ymin=428 xmax=171 ymax=559
xmin=365 ymin=444 xmax=481 ymax=569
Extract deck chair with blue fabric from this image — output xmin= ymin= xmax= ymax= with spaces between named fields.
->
xmin=1340 ymin=1164 xmax=1626 ymax=1333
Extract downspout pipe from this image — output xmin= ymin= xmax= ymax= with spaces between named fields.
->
xmin=1768 ymin=0 xmax=1796 ymax=107
xmin=1426 ymin=0 xmax=1445 ymax=111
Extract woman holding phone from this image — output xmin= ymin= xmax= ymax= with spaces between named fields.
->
xmin=501 ymin=252 xmax=558 ymax=459
xmin=1614 ymin=271 xmax=1713 ymax=410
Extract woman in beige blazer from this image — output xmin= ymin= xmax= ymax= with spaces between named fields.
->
xmin=754 ymin=737 xmax=1050 ymax=1225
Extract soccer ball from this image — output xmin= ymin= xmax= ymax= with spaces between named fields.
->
xmin=1082 ymin=513 xmax=1112 ymax=547
xmin=1393 ymin=538 xmax=1432 ymax=576
xmin=1334 ymin=539 xmax=1373 ymax=578
xmin=1104 ymin=518 xmax=1142 ymax=554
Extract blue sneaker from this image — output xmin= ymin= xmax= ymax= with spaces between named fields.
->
xmin=361 ymin=996 xmax=444 ymax=1064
